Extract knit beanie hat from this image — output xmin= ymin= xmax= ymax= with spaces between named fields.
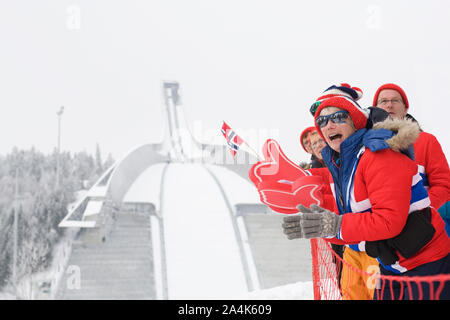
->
xmin=299 ymin=126 xmax=316 ymax=153
xmin=313 ymin=85 xmax=369 ymax=139
xmin=310 ymin=83 xmax=363 ymax=116
xmin=372 ymin=83 xmax=409 ymax=109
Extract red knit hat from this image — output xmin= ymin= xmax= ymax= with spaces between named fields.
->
xmin=299 ymin=126 xmax=316 ymax=153
xmin=314 ymin=96 xmax=369 ymax=140
xmin=372 ymin=83 xmax=409 ymax=109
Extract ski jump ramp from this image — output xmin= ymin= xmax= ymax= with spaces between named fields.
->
xmin=56 ymin=81 xmax=311 ymax=299
xmin=162 ymin=163 xmax=250 ymax=299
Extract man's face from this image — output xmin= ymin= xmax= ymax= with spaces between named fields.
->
xmin=309 ymin=132 xmax=326 ymax=160
xmin=318 ymin=107 xmax=356 ymax=153
xmin=302 ymin=133 xmax=313 ymax=154
xmin=376 ymin=89 xmax=407 ymax=119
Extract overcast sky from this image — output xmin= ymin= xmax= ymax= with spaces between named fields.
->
xmin=1 ymin=0 xmax=449 ymax=164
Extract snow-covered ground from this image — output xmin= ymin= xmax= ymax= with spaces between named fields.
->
xmin=163 ymin=163 xmax=249 ymax=299
xmin=245 ymin=281 xmax=314 ymax=300
xmin=125 ymin=162 xmax=315 ymax=300
xmin=162 ymin=163 xmax=313 ymax=299
xmin=1 ymin=162 xmax=315 ymax=300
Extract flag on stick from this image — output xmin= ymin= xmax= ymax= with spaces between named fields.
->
xmin=221 ymin=121 xmax=243 ymax=158
xmin=221 ymin=121 xmax=262 ymax=160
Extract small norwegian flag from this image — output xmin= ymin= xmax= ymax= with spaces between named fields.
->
xmin=221 ymin=121 xmax=244 ymax=158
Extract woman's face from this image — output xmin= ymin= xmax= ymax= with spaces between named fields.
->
xmin=317 ymin=107 xmax=356 ymax=153
xmin=302 ymin=133 xmax=313 ymax=154
xmin=309 ymin=132 xmax=326 ymax=160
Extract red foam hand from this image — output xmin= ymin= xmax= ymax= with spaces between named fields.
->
xmin=257 ymin=180 xmax=298 ymax=214
xmin=249 ymin=139 xmax=324 ymax=214
xmin=249 ymin=139 xmax=308 ymax=185
xmin=292 ymin=175 xmax=324 ymax=208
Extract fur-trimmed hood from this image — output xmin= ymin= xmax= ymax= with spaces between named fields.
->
xmin=321 ymin=116 xmax=421 ymax=165
xmin=372 ymin=117 xmax=420 ymax=152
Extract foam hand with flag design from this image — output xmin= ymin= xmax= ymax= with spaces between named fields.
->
xmin=248 ymin=139 xmax=325 ymax=214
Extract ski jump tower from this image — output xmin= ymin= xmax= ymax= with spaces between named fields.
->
xmin=55 ymin=82 xmax=310 ymax=300
xmin=59 ymin=81 xmax=261 ymax=229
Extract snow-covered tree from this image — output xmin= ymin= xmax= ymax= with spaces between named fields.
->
xmin=0 ymin=147 xmax=115 ymax=289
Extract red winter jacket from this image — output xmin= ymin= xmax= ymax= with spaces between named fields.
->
xmin=413 ymin=131 xmax=450 ymax=210
xmin=310 ymin=119 xmax=450 ymax=273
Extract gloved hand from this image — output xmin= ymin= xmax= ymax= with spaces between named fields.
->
xmin=297 ymin=204 xmax=342 ymax=239
xmin=282 ymin=204 xmax=342 ymax=239
xmin=282 ymin=214 xmax=303 ymax=239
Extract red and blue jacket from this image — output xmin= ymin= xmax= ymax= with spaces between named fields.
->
xmin=309 ymin=119 xmax=450 ymax=274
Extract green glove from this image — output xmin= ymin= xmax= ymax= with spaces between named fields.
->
xmin=297 ymin=204 xmax=342 ymax=239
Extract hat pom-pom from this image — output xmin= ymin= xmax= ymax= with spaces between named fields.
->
xmin=351 ymin=86 xmax=363 ymax=101
xmin=339 ymin=83 xmax=363 ymax=101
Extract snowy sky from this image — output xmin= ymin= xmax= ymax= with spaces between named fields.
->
xmin=1 ymin=0 xmax=449 ymax=164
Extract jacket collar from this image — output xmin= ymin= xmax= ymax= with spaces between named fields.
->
xmin=321 ymin=116 xmax=420 ymax=165
xmin=319 ymin=118 xmax=420 ymax=215
xmin=321 ymin=128 xmax=367 ymax=169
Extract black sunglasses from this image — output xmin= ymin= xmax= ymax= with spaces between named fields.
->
xmin=315 ymin=110 xmax=350 ymax=128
